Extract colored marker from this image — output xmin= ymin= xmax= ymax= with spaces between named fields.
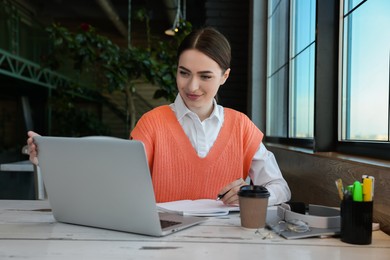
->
xmin=352 ymin=181 xmax=363 ymax=202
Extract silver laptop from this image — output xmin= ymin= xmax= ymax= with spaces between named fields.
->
xmin=34 ymin=136 xmax=205 ymax=237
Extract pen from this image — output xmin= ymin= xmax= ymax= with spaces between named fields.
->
xmin=216 ymin=189 xmax=230 ymax=201
xmin=343 ymin=189 xmax=352 ymax=201
xmin=216 ymin=178 xmax=243 ymax=200
xmin=335 ymin=178 xmax=344 ymax=200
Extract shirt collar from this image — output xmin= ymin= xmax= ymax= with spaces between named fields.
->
xmin=172 ymin=94 xmax=223 ymax=122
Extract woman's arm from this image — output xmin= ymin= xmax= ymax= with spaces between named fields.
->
xmin=249 ymin=143 xmax=291 ymax=205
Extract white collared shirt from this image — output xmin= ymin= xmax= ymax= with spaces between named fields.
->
xmin=169 ymin=95 xmax=291 ymax=205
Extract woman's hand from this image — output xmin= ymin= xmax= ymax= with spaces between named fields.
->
xmin=27 ymin=131 xmax=41 ymax=165
xmin=217 ymin=178 xmax=247 ymax=205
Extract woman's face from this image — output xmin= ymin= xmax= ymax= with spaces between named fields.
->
xmin=176 ymin=49 xmax=230 ymax=120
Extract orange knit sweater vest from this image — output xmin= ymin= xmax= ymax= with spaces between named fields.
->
xmin=131 ymin=105 xmax=263 ymax=202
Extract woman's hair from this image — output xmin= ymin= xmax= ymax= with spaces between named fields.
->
xmin=177 ymin=27 xmax=231 ymax=71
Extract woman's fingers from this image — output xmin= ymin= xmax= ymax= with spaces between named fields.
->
xmin=219 ymin=178 xmax=247 ymax=205
xmin=27 ymin=131 xmax=40 ymax=165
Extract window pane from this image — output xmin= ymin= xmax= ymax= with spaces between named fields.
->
xmin=268 ymin=0 xmax=282 ymax=14
xmin=290 ymin=45 xmax=315 ymax=138
xmin=292 ymin=0 xmax=315 ymax=55
xmin=267 ymin=0 xmax=289 ymax=137
xmin=344 ymin=0 xmax=365 ymax=14
xmin=267 ymin=0 xmax=289 ymax=75
xmin=267 ymin=68 xmax=288 ymax=137
xmin=289 ymin=0 xmax=316 ymax=138
xmin=341 ymin=0 xmax=390 ymax=141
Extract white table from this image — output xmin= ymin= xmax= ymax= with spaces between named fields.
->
xmin=0 ymin=160 xmax=45 ymax=200
xmin=0 ymin=200 xmax=389 ymax=260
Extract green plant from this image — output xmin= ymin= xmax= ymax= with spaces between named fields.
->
xmin=44 ymin=15 xmax=192 ymax=133
xmin=50 ymin=98 xmax=111 ymax=137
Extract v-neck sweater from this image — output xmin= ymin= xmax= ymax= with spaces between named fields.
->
xmin=131 ymin=105 xmax=263 ymax=202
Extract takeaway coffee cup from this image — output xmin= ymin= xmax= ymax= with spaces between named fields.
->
xmin=238 ymin=185 xmax=270 ymax=229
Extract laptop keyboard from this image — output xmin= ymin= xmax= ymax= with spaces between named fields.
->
xmin=160 ymin=219 xmax=181 ymax=229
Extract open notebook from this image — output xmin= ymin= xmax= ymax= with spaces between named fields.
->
xmin=157 ymin=199 xmax=240 ymax=216
xmin=34 ymin=136 xmax=205 ymax=237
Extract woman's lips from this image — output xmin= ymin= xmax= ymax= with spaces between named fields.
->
xmin=186 ymin=93 xmax=201 ymax=101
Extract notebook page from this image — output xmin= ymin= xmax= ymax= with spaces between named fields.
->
xmin=157 ymin=199 xmax=239 ymax=216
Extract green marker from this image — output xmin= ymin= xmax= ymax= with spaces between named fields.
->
xmin=352 ymin=181 xmax=363 ymax=202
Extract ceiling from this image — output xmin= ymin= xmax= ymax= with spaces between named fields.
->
xmin=17 ymin=0 xmax=178 ymax=47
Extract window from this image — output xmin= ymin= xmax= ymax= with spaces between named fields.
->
xmin=341 ymin=0 xmax=390 ymax=142
xmin=265 ymin=0 xmax=390 ymax=160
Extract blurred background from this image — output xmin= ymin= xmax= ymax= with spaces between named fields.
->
xmin=0 ymin=0 xmax=251 ymax=198
xmin=0 ymin=0 xmax=249 ymax=151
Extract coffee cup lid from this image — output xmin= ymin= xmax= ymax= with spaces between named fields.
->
xmin=238 ymin=185 xmax=270 ymax=198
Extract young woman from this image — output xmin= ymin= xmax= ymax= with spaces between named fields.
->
xmin=27 ymin=27 xmax=291 ymax=206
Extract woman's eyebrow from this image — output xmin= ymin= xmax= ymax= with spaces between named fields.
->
xmin=178 ymin=66 xmax=214 ymax=75
xmin=198 ymin=70 xmax=213 ymax=74
xmin=178 ymin=66 xmax=190 ymax=72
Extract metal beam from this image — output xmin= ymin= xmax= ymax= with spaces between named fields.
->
xmin=95 ymin=0 xmax=128 ymax=38
xmin=0 ymin=48 xmax=70 ymax=89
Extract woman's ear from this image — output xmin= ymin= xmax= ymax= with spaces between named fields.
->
xmin=220 ymin=68 xmax=231 ymax=85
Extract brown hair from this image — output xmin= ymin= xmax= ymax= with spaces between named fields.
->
xmin=177 ymin=27 xmax=231 ymax=71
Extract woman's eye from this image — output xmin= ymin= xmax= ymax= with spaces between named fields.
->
xmin=201 ymin=75 xmax=212 ymax=80
xmin=179 ymin=71 xmax=190 ymax=77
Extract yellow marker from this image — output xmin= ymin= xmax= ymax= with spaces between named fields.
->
xmin=362 ymin=178 xmax=373 ymax=201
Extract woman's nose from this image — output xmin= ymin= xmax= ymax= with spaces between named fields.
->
xmin=187 ymin=77 xmax=199 ymax=91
